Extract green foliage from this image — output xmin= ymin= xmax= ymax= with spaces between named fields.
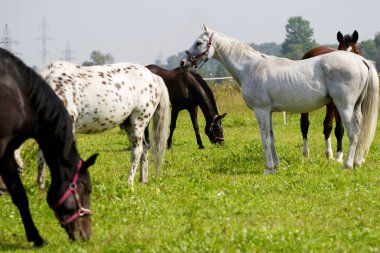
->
xmin=360 ymin=39 xmax=377 ymax=60
xmin=282 ymin=16 xmax=317 ymax=59
xmin=82 ymin=50 xmax=114 ymax=66
xmin=250 ymin=42 xmax=282 ymax=56
xmin=1 ymin=83 xmax=379 ymax=252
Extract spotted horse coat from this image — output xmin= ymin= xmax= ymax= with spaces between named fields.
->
xmin=33 ymin=61 xmax=170 ymax=188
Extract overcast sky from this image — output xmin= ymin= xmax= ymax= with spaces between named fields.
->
xmin=1 ymin=0 xmax=379 ymax=67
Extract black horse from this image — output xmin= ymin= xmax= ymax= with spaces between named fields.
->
xmin=0 ymin=48 xmax=98 ymax=246
xmin=146 ymin=65 xmax=226 ymax=149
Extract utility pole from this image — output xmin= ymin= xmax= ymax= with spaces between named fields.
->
xmin=0 ymin=24 xmax=19 ymax=54
xmin=35 ymin=17 xmax=53 ymax=65
xmin=62 ymin=41 xmax=75 ymax=62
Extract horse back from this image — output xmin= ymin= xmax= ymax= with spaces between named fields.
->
xmin=302 ymin=47 xmax=336 ymax=60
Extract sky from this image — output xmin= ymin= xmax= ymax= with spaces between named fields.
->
xmin=1 ymin=0 xmax=379 ymax=67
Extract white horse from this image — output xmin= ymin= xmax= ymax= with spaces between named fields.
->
xmin=26 ymin=61 xmax=170 ymax=188
xmin=180 ymin=25 xmax=379 ymax=173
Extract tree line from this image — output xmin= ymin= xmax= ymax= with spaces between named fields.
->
xmin=83 ymin=16 xmax=380 ymax=79
xmin=156 ymin=16 xmax=380 ymax=79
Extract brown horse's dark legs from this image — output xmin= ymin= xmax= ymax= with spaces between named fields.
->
xmin=0 ymin=156 xmax=46 ymax=247
xmin=323 ymin=102 xmax=335 ymax=159
xmin=300 ymin=112 xmax=310 ymax=157
xmin=167 ymin=108 xmax=179 ymax=149
xmin=333 ymin=105 xmax=344 ymax=162
xmin=189 ymin=107 xmax=204 ymax=149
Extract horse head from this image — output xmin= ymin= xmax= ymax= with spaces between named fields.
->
xmin=47 ymin=154 xmax=98 ymax=241
xmin=205 ymin=113 xmax=227 ymax=144
xmin=337 ymin=30 xmax=360 ymax=54
xmin=180 ymin=24 xmax=216 ymax=70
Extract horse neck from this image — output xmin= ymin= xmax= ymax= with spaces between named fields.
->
xmin=212 ymin=33 xmax=260 ymax=85
xmin=30 ymin=77 xmax=79 ymax=183
xmin=190 ymin=81 xmax=218 ymax=124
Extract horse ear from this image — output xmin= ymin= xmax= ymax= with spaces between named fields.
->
xmin=215 ymin=113 xmax=227 ymax=122
xmin=83 ymin=153 xmax=98 ymax=169
xmin=219 ymin=112 xmax=227 ymax=120
xmin=201 ymin=24 xmax=208 ymax=32
xmin=352 ymin=30 xmax=359 ymax=42
xmin=337 ymin=31 xmax=343 ymax=43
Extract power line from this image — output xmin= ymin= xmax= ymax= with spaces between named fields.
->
xmin=35 ymin=17 xmax=53 ymax=65
xmin=61 ymin=41 xmax=75 ymax=62
xmin=0 ymin=24 xmax=19 ymax=54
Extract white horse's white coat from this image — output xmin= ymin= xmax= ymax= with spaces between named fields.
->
xmin=35 ymin=61 xmax=170 ymax=188
xmin=181 ymin=25 xmax=379 ymax=172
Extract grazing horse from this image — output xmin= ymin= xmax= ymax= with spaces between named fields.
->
xmin=146 ymin=65 xmax=226 ymax=149
xmin=300 ymin=30 xmax=361 ymax=162
xmin=0 ymin=48 xmax=98 ymax=246
xmin=35 ymin=61 xmax=170 ymax=189
xmin=180 ymin=25 xmax=378 ymax=173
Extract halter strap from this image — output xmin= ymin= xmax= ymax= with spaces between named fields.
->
xmin=186 ymin=33 xmax=214 ymax=69
xmin=50 ymin=159 xmax=92 ymax=226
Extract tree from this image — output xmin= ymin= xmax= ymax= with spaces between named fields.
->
xmin=374 ymin=33 xmax=380 ymax=70
xmin=360 ymin=39 xmax=376 ymax=60
xmin=281 ymin=16 xmax=317 ymax=59
xmin=82 ymin=50 xmax=114 ymax=66
xmin=250 ymin=42 xmax=282 ymax=56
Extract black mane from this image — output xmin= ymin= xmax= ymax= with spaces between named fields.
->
xmin=189 ymin=71 xmax=219 ymax=114
xmin=0 ymin=48 xmax=75 ymax=160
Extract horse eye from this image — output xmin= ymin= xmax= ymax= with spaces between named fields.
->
xmin=196 ymin=41 xmax=203 ymax=47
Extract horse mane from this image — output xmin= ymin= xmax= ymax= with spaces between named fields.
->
xmin=0 ymin=48 xmax=75 ymax=155
xmin=213 ymin=31 xmax=266 ymax=61
xmin=189 ymin=71 xmax=219 ymax=114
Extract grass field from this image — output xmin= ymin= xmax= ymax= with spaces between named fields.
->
xmin=0 ymin=82 xmax=379 ymax=252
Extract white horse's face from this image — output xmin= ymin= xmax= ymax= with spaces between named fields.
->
xmin=180 ymin=31 xmax=215 ymax=70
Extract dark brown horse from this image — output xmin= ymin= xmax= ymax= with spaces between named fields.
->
xmin=0 ymin=48 xmax=98 ymax=246
xmin=146 ymin=65 xmax=226 ymax=149
xmin=300 ymin=30 xmax=361 ymax=162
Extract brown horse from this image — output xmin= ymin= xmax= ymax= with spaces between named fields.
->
xmin=300 ymin=30 xmax=361 ymax=162
xmin=146 ymin=65 xmax=226 ymax=149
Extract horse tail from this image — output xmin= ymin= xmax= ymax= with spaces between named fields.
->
xmin=355 ymin=60 xmax=379 ymax=163
xmin=151 ymin=74 xmax=170 ymax=175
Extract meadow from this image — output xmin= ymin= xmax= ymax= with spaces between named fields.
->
xmin=0 ymin=82 xmax=379 ymax=252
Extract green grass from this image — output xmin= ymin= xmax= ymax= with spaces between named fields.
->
xmin=1 ymin=83 xmax=379 ymax=252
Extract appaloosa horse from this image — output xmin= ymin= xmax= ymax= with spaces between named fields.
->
xmin=300 ymin=30 xmax=361 ymax=162
xmin=35 ymin=61 xmax=170 ymax=189
xmin=0 ymin=48 xmax=98 ymax=246
xmin=181 ymin=25 xmax=378 ymax=173
xmin=146 ymin=65 xmax=226 ymax=149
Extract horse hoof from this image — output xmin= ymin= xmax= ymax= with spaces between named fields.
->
xmin=199 ymin=146 xmax=205 ymax=149
xmin=33 ymin=239 xmax=48 ymax=247
xmin=264 ymin=168 xmax=276 ymax=174
xmin=302 ymin=148 xmax=310 ymax=158
xmin=342 ymin=164 xmax=353 ymax=170
xmin=325 ymin=152 xmax=334 ymax=160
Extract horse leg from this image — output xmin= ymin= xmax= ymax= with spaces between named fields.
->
xmin=139 ymin=127 xmax=150 ymax=184
xmin=14 ymin=146 xmax=24 ymax=172
xmin=270 ymin=113 xmax=279 ymax=167
xmin=338 ymin=106 xmax=362 ymax=169
xmin=121 ymin=116 xmax=148 ymax=187
xmin=254 ymin=108 xmax=275 ymax=173
xmin=333 ymin=105 xmax=344 ymax=163
xmin=37 ymin=149 xmax=46 ymax=190
xmin=300 ymin=113 xmax=310 ymax=157
xmin=323 ymin=102 xmax=335 ymax=160
xmin=167 ymin=108 xmax=179 ymax=149
xmin=189 ymin=107 xmax=204 ymax=149
xmin=0 ymin=156 xmax=46 ymax=246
